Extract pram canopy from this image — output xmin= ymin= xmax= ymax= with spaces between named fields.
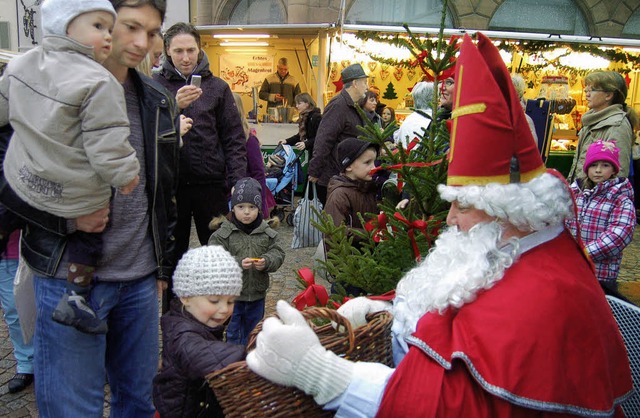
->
xmin=266 ymin=143 xmax=300 ymax=194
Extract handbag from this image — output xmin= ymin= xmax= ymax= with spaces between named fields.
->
xmin=292 ymin=181 xmax=323 ymax=249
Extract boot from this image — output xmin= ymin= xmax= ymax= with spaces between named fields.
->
xmin=52 ymin=283 xmax=108 ymax=334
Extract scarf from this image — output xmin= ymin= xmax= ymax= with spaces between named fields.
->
xmin=231 ymin=212 xmax=263 ymax=235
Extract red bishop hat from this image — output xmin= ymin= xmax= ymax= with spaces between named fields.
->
xmin=447 ymin=33 xmax=546 ymax=186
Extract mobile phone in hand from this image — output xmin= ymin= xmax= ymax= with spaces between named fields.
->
xmin=190 ymin=75 xmax=201 ymax=88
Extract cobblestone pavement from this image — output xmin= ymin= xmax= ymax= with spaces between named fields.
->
xmin=1 ymin=222 xmax=639 ymax=416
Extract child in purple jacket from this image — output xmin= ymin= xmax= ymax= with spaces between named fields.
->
xmin=566 ymin=140 xmax=636 ymax=292
xmin=153 ymin=245 xmax=246 ymax=418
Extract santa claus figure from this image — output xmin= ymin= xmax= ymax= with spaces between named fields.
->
xmin=247 ymin=33 xmax=633 ymax=417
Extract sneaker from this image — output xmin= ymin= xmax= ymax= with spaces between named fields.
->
xmin=7 ymin=373 xmax=34 ymax=393
xmin=52 ymin=291 xmax=108 ymax=334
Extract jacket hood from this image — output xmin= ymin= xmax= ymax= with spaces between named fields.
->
xmin=591 ymin=176 xmax=634 ymax=199
xmin=576 ymin=175 xmax=634 ymax=200
xmin=216 ymin=218 xmax=273 ymax=237
xmin=165 ymin=298 xmax=226 ymax=334
xmin=582 ymin=104 xmax=626 ymax=129
xmin=160 ymin=50 xmax=213 ymax=81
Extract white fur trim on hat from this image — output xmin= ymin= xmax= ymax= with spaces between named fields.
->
xmin=438 ymin=172 xmax=573 ymax=232
xmin=41 ymin=0 xmax=117 ymax=36
xmin=173 ymin=246 xmax=243 ymax=298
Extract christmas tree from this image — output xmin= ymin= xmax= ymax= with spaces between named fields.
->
xmin=382 ymin=82 xmax=398 ymax=100
xmin=294 ymin=3 xmax=461 ymax=307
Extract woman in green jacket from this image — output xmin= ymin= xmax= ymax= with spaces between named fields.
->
xmin=567 ymin=71 xmax=638 ymax=183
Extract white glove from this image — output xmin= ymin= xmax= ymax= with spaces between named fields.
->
xmin=337 ymin=297 xmax=392 ymax=328
xmin=246 ymin=300 xmax=354 ymax=405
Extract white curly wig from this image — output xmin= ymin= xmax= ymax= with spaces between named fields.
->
xmin=438 ymin=171 xmax=574 ymax=232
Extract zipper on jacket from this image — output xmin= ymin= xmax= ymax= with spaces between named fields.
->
xmin=151 ymin=105 xmax=162 ymax=273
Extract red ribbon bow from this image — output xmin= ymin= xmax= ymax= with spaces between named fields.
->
xmin=292 ymin=268 xmax=329 ymax=310
xmin=393 ymin=212 xmax=430 ymax=262
xmin=364 ymin=212 xmax=391 ymax=243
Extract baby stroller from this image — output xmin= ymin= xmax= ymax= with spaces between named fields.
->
xmin=266 ymin=143 xmax=303 ymax=225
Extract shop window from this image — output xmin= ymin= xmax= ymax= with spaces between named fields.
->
xmin=489 ymin=0 xmax=588 ymax=36
xmin=345 ymin=0 xmax=453 ymax=27
xmin=622 ymin=9 xmax=640 ymax=37
xmin=228 ymin=0 xmax=286 ymax=24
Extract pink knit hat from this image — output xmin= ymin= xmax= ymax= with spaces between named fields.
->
xmin=583 ymin=140 xmax=620 ymax=174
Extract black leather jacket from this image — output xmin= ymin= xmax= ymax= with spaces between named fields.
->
xmin=0 ymin=70 xmax=180 ymax=280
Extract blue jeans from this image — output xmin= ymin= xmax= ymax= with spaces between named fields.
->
xmin=226 ymin=299 xmax=265 ymax=346
xmin=0 ymin=259 xmax=34 ymax=374
xmin=33 ymin=274 xmax=159 ymax=418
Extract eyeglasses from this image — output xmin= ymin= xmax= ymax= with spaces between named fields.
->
xmin=584 ymin=88 xmax=605 ymax=94
xmin=444 ymin=79 xmax=455 ymax=87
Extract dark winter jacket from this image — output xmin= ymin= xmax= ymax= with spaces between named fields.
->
xmin=155 ymin=53 xmax=247 ymax=187
xmin=209 ymin=219 xmax=285 ymax=302
xmin=153 ymin=300 xmax=246 ymax=418
xmin=308 ymin=89 xmax=365 ymax=186
xmin=325 ymin=174 xmax=378 ymax=230
xmin=285 ymin=107 xmax=322 ymax=158
xmin=0 ymin=69 xmax=180 ymax=280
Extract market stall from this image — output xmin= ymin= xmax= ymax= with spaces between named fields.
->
xmin=326 ymin=26 xmax=640 ymax=175
xmin=197 ymin=23 xmax=640 ymax=179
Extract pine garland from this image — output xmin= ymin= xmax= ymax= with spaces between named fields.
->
xmin=342 ymin=29 xmax=639 ymax=77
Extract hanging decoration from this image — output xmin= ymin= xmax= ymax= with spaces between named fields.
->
xmin=330 ymin=62 xmax=339 ymax=80
xmin=346 ymin=26 xmax=459 ymax=83
xmin=342 ymin=29 xmax=640 ymax=77
xmin=393 ymin=67 xmax=404 ymax=81
xmin=383 ymin=82 xmax=398 ymax=100
xmin=333 ymin=77 xmax=344 ymax=92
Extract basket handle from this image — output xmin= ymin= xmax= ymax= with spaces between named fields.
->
xmin=246 ymin=306 xmax=355 ymax=354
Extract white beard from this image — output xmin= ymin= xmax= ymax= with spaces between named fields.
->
xmin=393 ymin=222 xmax=520 ymax=343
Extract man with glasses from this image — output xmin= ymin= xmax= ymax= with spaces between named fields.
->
xmin=308 ymin=63 xmax=369 ymax=205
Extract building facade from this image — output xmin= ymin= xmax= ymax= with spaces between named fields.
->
xmin=196 ymin=0 xmax=640 ymax=39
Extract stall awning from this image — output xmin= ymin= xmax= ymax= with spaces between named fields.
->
xmin=195 ymin=23 xmax=336 ymax=39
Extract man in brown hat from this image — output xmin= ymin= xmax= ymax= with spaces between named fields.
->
xmin=308 ymin=63 xmax=370 ymax=205
xmin=245 ymin=34 xmax=633 ymax=417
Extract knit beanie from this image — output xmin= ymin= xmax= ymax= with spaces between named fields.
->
xmin=337 ymin=138 xmax=379 ymax=171
xmin=41 ymin=0 xmax=117 ymax=36
xmin=583 ymin=140 xmax=620 ymax=174
xmin=231 ymin=177 xmax=262 ymax=211
xmin=173 ymin=245 xmax=242 ymax=298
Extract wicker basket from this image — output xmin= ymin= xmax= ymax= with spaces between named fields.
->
xmin=206 ymin=307 xmax=393 ymax=418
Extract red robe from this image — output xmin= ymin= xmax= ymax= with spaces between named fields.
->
xmin=377 ymin=231 xmax=632 ymax=417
